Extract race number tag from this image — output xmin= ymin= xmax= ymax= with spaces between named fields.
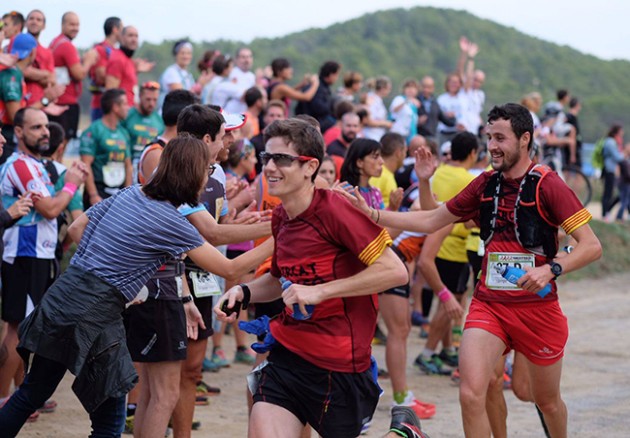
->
xmin=102 ymin=161 xmax=126 ymax=187
xmin=486 ymin=252 xmax=535 ymax=290
xmin=189 ymin=271 xmax=221 ymax=297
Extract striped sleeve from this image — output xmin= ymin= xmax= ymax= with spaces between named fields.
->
xmin=358 ymin=228 xmax=393 ymax=266
xmin=561 ymin=208 xmax=592 ymax=235
xmin=7 ymin=159 xmax=50 ymax=197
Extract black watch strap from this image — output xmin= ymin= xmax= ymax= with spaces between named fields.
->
xmin=240 ymin=283 xmax=251 ymax=309
xmin=181 ymin=295 xmax=193 ymax=304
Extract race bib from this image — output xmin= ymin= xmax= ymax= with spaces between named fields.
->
xmin=189 ymin=271 xmax=221 ymax=297
xmin=102 ymin=161 xmax=126 ymax=187
xmin=55 ymin=67 xmax=70 ymax=86
xmin=486 ymin=252 xmax=535 ymax=290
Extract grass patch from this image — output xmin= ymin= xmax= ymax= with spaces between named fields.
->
xmin=561 ymin=219 xmax=630 ymax=282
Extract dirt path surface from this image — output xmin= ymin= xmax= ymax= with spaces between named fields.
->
xmin=17 ymin=273 xmax=630 ymax=437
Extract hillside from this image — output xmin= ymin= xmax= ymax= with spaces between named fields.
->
xmin=134 ymin=6 xmax=630 ymax=141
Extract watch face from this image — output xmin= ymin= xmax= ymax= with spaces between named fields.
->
xmin=551 ymin=263 xmax=562 ymax=275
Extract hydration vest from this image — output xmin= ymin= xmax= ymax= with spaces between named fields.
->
xmin=479 ymin=164 xmax=558 ymax=259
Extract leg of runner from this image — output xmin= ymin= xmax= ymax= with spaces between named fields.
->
xmin=0 ymin=323 xmax=20 ymax=397
xmin=510 ymin=352 xmax=551 ymax=437
xmin=172 ymin=338 xmax=207 ymax=438
xmin=459 ymin=328 xmax=507 ymax=437
xmin=525 ymin=358 xmax=567 ymax=438
xmin=249 ymin=402 xmax=305 ymax=438
xmin=380 ymin=293 xmax=435 ymax=419
xmin=485 ymin=355 xmax=508 ymax=438
xmin=134 ymin=361 xmax=182 ymax=438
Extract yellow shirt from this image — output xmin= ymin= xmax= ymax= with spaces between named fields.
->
xmin=432 ymin=164 xmax=475 ymax=263
xmin=369 ymin=166 xmax=397 ymax=208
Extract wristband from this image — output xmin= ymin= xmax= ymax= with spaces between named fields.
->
xmin=181 ymin=295 xmax=193 ymax=304
xmin=239 ymin=283 xmax=251 ymax=310
xmin=437 ymin=287 xmax=452 ymax=303
xmin=62 ymin=182 xmax=78 ymax=196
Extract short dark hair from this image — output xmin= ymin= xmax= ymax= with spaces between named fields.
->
xmin=340 ymin=138 xmax=382 ymax=187
xmin=608 ymin=123 xmax=623 ymax=138
xmin=271 ymin=58 xmax=290 ymax=77
xmin=569 ymin=97 xmax=580 ymax=109
xmin=556 ymin=89 xmax=569 ymax=101
xmin=319 ymin=61 xmax=341 ymax=79
xmin=263 ymin=119 xmax=324 ymax=182
xmin=294 ymin=114 xmax=320 ymax=131
xmin=103 ymin=17 xmax=121 ymax=36
xmin=380 ymin=132 xmax=406 ymax=157
xmin=487 ymin=103 xmax=534 ymax=150
xmin=333 ymin=100 xmax=354 ymax=120
xmin=3 ymin=11 xmax=25 ymax=29
xmin=101 ymin=89 xmax=126 ymax=114
xmin=162 ymin=90 xmax=199 ymax=126
xmin=450 ymin=131 xmax=478 ymax=161
xmin=13 ymin=107 xmax=33 ymax=128
xmin=26 ymin=9 xmax=45 ymax=24
xmin=143 ymin=133 xmax=211 ymax=207
xmin=177 ymin=104 xmax=225 ymax=141
xmin=244 ymin=87 xmax=263 ymax=107
xmin=343 ymin=71 xmax=362 ymax=88
xmin=42 ymin=122 xmax=65 ymax=158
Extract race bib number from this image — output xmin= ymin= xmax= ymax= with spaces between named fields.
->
xmin=102 ymin=161 xmax=126 ymax=188
xmin=189 ymin=271 xmax=221 ymax=297
xmin=486 ymin=252 xmax=535 ymax=290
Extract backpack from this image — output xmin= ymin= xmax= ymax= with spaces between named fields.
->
xmin=591 ymin=137 xmax=606 ymax=170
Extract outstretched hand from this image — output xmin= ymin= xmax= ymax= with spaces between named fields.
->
xmin=414 ymin=147 xmax=438 ymax=181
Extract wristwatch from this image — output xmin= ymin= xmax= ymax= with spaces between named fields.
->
xmin=549 ymin=262 xmax=563 ymax=279
xmin=181 ymin=295 xmax=193 ymax=304
xmin=41 ymin=97 xmax=50 ymax=107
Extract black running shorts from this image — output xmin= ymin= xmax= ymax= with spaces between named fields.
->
xmin=251 ymin=344 xmax=380 ymax=438
xmin=1 ymin=257 xmax=56 ymax=323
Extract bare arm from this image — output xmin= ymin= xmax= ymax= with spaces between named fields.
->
xmin=275 ymin=78 xmax=319 ymax=102
xmin=68 ymin=212 xmax=89 ymax=243
xmin=141 ymin=148 xmax=162 ymax=183
xmin=33 ymin=162 xmax=88 ymax=220
xmin=187 ymin=237 xmax=274 ymax=281
xmin=186 ymin=209 xmax=271 ymax=246
xmin=519 ymin=223 xmax=602 ymax=293
xmin=67 ymin=49 xmax=98 ymax=81
xmin=80 ymin=154 xmax=101 ymax=205
xmin=214 ymin=272 xmax=285 ymax=323
xmin=124 ymin=158 xmax=133 ymax=187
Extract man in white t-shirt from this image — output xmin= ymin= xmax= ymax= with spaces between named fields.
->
xmin=225 ymin=47 xmax=255 ymax=114
xmin=456 ymin=36 xmax=486 ymax=137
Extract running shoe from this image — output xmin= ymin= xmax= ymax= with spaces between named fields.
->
xmin=37 ymin=399 xmax=57 ymax=413
xmin=195 ymin=395 xmax=209 ymax=406
xmin=124 ymin=415 xmax=134 ymax=434
xmin=197 ymin=380 xmax=221 ymax=396
xmin=234 ymin=348 xmax=256 ymax=365
xmin=411 ymin=311 xmax=429 ymax=327
xmin=414 ymin=354 xmax=452 ymax=376
xmin=202 ymin=356 xmax=221 ymax=373
xmin=438 ymin=349 xmax=459 ymax=367
xmin=450 ymin=368 xmax=461 ymax=386
xmin=419 ymin=324 xmax=430 ymax=339
xmin=393 ymin=392 xmax=436 ymax=420
xmin=211 ymin=349 xmax=230 ymax=368
xmin=389 ymin=405 xmax=432 ymax=438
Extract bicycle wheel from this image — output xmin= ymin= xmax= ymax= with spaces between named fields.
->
xmin=562 ymin=165 xmax=592 ymax=206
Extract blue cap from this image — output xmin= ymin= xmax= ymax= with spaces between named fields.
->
xmin=10 ymin=33 xmax=37 ymax=60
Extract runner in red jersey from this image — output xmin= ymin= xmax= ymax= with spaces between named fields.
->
xmin=215 ymin=119 xmax=407 ymax=438
xmin=338 ymin=103 xmax=601 ymax=438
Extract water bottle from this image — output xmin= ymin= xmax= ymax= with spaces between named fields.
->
xmin=498 ymin=265 xmax=552 ymax=298
xmin=280 ymin=277 xmax=315 ymax=320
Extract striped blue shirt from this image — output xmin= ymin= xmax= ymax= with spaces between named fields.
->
xmin=71 ymin=185 xmax=204 ymax=301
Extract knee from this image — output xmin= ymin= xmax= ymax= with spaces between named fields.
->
xmin=511 ymin=377 xmax=532 ymax=402
xmin=180 ymin=362 xmax=202 ymax=385
xmin=387 ymin=319 xmax=411 ymax=340
xmin=534 ymin=394 xmax=564 ymax=416
xmin=459 ymin=384 xmax=486 ymax=412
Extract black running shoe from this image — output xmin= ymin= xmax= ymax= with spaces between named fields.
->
xmin=389 ymin=405 xmax=431 ymax=438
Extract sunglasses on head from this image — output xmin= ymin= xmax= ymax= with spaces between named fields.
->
xmin=141 ymin=81 xmax=160 ymax=91
xmin=259 ymin=152 xmax=313 ymax=167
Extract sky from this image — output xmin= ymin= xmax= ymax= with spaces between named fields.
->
xmin=13 ymin=0 xmax=630 ymax=61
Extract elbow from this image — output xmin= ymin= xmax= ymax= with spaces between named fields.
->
xmin=222 ymin=267 xmax=240 ymax=282
xmin=592 ymin=239 xmax=603 ymax=262
xmin=388 ymin=255 xmax=409 ymax=290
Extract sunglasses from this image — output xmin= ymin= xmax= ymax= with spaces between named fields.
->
xmin=141 ymin=81 xmax=160 ymax=91
xmin=208 ymin=165 xmax=216 ymax=177
xmin=259 ymin=152 xmax=313 ymax=167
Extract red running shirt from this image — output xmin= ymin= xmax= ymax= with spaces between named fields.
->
xmin=446 ymin=168 xmax=592 ymax=303
xmin=269 ymin=189 xmax=392 ymax=373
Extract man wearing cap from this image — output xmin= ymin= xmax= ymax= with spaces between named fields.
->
xmin=0 ymin=32 xmax=37 ymax=164
xmin=48 ymin=12 xmax=98 ymax=143
xmin=80 ymin=88 xmax=131 ymax=207
xmin=23 ymin=10 xmax=65 ymax=112
xmin=124 ymin=81 xmax=164 ymax=183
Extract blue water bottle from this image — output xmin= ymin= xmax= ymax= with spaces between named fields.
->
xmin=280 ymin=277 xmax=315 ymax=320
xmin=498 ymin=266 xmax=552 ymax=298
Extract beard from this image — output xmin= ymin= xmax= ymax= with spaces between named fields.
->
xmin=341 ymin=132 xmax=356 ymax=143
xmin=24 ymin=137 xmax=50 ymax=155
